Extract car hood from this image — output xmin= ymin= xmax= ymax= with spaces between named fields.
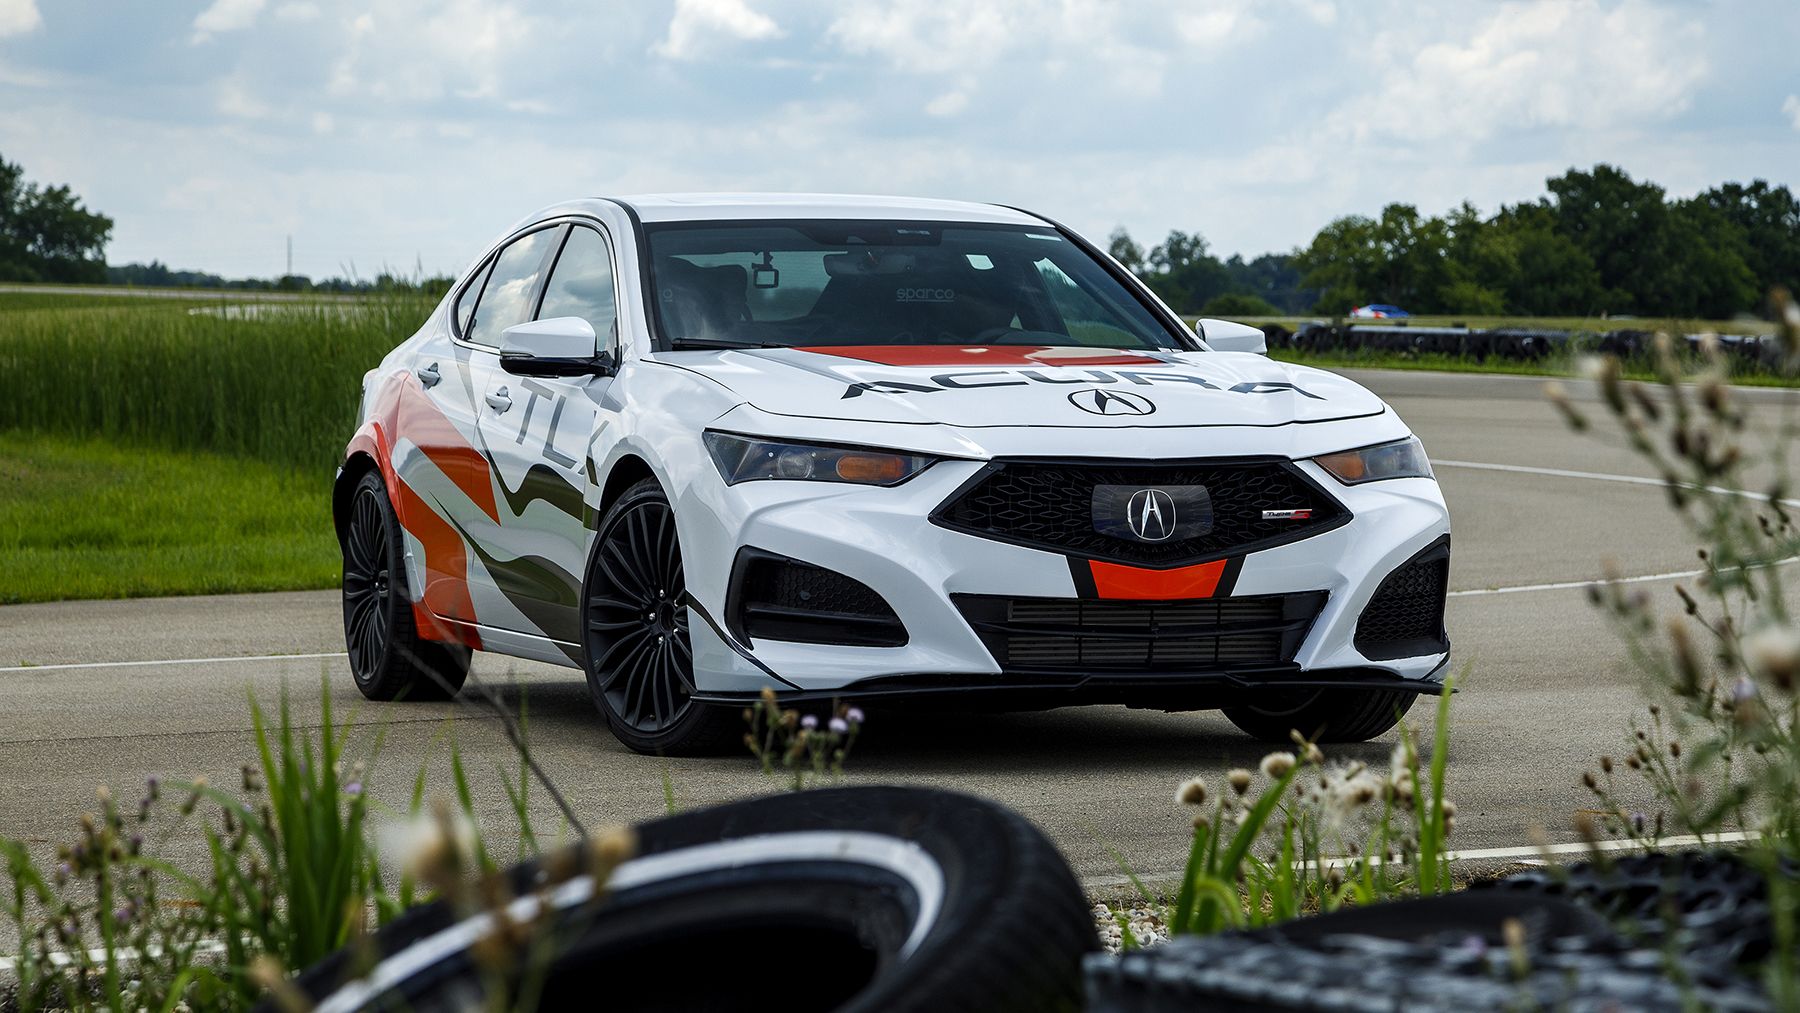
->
xmin=659 ymin=345 xmax=1386 ymax=429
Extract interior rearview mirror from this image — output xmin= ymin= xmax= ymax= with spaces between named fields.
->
xmin=1196 ymin=318 xmax=1268 ymax=355
xmin=499 ymin=317 xmax=613 ymax=377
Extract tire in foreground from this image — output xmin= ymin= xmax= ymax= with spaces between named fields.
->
xmin=275 ymin=786 xmax=1097 ymax=1013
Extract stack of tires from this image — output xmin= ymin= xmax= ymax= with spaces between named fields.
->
xmin=1085 ymin=851 xmax=1779 ymax=1012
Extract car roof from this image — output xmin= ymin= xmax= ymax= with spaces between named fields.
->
xmin=607 ymin=192 xmax=1048 ymax=227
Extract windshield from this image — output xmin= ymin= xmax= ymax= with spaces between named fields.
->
xmin=642 ymin=220 xmax=1191 ymax=351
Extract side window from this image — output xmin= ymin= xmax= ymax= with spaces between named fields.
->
xmin=454 ymin=258 xmax=494 ymax=336
xmin=536 ymin=226 xmax=618 ymax=350
xmin=467 ymin=227 xmax=563 ymax=347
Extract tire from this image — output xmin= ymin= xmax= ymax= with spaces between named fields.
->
xmin=341 ymin=470 xmax=469 ymax=701
xmin=1223 ymin=687 xmax=1416 ymax=743
xmin=279 ymin=787 xmax=1098 ymax=1013
xmin=581 ymin=478 xmax=738 ymax=755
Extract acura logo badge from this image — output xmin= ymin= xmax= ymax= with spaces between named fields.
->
xmin=1068 ymin=389 xmax=1155 ymax=416
xmin=1126 ymin=488 xmax=1178 ymax=541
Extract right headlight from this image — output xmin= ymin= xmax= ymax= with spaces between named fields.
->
xmin=1312 ymin=436 xmax=1433 ymax=485
xmin=703 ymin=431 xmax=938 ymax=486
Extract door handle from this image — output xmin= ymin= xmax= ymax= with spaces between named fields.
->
xmin=485 ymin=387 xmax=512 ymax=413
xmin=415 ymin=362 xmax=441 ymax=388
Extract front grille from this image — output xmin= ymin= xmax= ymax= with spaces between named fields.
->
xmin=933 ymin=460 xmax=1348 ymax=567
xmin=955 ymin=592 xmax=1326 ymax=673
xmin=731 ymin=550 xmax=907 ymax=647
xmin=1355 ymin=540 xmax=1450 ymax=660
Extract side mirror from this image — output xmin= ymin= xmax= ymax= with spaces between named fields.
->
xmin=1196 ymin=318 xmax=1267 ymax=354
xmin=499 ymin=317 xmax=614 ymax=377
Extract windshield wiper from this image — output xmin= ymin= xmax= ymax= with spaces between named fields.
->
xmin=667 ymin=337 xmax=784 ymax=350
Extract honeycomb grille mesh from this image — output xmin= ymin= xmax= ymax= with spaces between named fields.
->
xmin=1355 ymin=551 xmax=1449 ymax=657
xmin=936 ymin=461 xmax=1345 ymax=565
xmin=741 ymin=557 xmax=894 ymax=619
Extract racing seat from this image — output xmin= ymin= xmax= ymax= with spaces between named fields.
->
xmin=658 ymin=259 xmax=751 ymax=340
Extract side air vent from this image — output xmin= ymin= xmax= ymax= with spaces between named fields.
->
xmin=728 ymin=549 xmax=907 ymax=648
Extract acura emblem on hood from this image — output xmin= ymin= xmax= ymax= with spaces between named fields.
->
xmin=1068 ymin=389 xmax=1156 ymax=416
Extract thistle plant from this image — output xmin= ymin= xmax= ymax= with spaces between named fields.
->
xmin=1556 ymin=289 xmax=1800 ymax=1002
xmin=1141 ymin=682 xmax=1457 ymax=936
xmin=742 ymin=687 xmax=864 ymax=791
xmin=1555 ymin=289 xmax=1800 ymax=852
xmin=0 ymin=676 xmax=595 ymax=1012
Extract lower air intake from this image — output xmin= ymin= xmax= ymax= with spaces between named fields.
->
xmin=729 ymin=550 xmax=907 ymax=648
xmin=1355 ymin=538 xmax=1450 ymax=661
xmin=954 ymin=593 xmax=1327 ymax=673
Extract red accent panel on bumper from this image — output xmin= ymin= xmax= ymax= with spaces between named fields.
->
xmin=1087 ymin=558 xmax=1232 ymax=600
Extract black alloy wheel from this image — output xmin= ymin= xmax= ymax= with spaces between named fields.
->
xmin=583 ymin=479 xmax=737 ymax=754
xmin=340 ymin=470 xmax=469 ymax=701
xmin=343 ymin=482 xmax=394 ymax=675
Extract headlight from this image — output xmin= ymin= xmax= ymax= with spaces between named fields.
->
xmin=703 ymin=432 xmax=937 ymax=486
xmin=1313 ymin=436 xmax=1433 ymax=485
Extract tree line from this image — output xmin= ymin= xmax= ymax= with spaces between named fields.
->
xmin=4 ymin=152 xmax=1795 ymax=317
xmin=1111 ymin=164 xmax=1799 ymax=319
xmin=0 ymin=155 xmax=112 ymax=283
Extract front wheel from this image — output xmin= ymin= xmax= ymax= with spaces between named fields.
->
xmin=581 ymin=478 xmax=739 ymax=755
xmin=1223 ymin=687 xmax=1417 ymax=743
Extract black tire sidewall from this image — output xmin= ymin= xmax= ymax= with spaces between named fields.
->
xmin=287 ymin=786 xmax=1095 ymax=1013
xmin=344 ymin=471 xmax=407 ymax=694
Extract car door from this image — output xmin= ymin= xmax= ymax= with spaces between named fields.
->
xmin=475 ymin=222 xmax=616 ymax=646
xmin=399 ymin=224 xmax=564 ymax=634
xmin=387 ymin=248 xmax=509 ymax=632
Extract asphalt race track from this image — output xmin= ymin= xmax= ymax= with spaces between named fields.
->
xmin=2 ymin=368 xmax=1791 ymax=891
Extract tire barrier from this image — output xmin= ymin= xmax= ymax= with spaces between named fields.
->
xmin=271 ymin=787 xmax=1097 ymax=1013
xmin=1085 ymin=851 xmax=1778 ymax=1012
xmin=1275 ymin=322 xmax=1778 ymax=367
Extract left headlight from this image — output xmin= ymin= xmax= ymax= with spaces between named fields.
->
xmin=1313 ymin=436 xmax=1433 ymax=485
xmin=703 ymin=431 xmax=938 ymax=486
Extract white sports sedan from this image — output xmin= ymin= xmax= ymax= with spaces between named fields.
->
xmin=335 ymin=194 xmax=1451 ymax=754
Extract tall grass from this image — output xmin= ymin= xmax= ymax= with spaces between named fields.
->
xmin=0 ymin=295 xmax=431 ymax=472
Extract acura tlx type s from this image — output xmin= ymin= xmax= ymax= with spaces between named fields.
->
xmin=334 ymin=194 xmax=1451 ymax=755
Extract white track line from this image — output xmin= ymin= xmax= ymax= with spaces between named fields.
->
xmin=1436 ymin=458 xmax=1800 ymax=507
xmin=0 ymin=652 xmax=345 ymax=674
xmin=1080 ymin=831 xmax=1757 ymax=890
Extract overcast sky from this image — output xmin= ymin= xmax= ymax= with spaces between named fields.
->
xmin=1 ymin=0 xmax=1796 ymax=279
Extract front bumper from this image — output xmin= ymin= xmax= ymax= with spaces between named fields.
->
xmin=675 ymin=438 xmax=1451 ymax=703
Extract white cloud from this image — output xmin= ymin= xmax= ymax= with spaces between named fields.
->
xmin=216 ymin=76 xmax=269 ymax=118
xmin=826 ymin=1 xmax=1174 ymax=111
xmin=1334 ymin=0 xmax=1706 ymax=145
xmin=191 ymin=0 xmax=266 ymax=43
xmin=1175 ymin=1 xmax=1264 ymax=49
xmin=924 ymin=90 xmax=969 ymax=117
xmin=326 ymin=0 xmax=534 ymax=102
xmin=310 ymin=111 xmax=333 ymax=134
xmin=655 ymin=0 xmax=781 ymax=60
xmin=273 ymin=2 xmax=320 ymax=22
xmin=1785 ymin=94 xmax=1800 ymax=132
xmin=0 ymin=0 xmax=41 ymax=37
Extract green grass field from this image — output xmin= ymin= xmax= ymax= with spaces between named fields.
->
xmin=0 ymin=431 xmax=338 ymax=604
xmin=0 ymin=289 xmax=429 ymax=603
